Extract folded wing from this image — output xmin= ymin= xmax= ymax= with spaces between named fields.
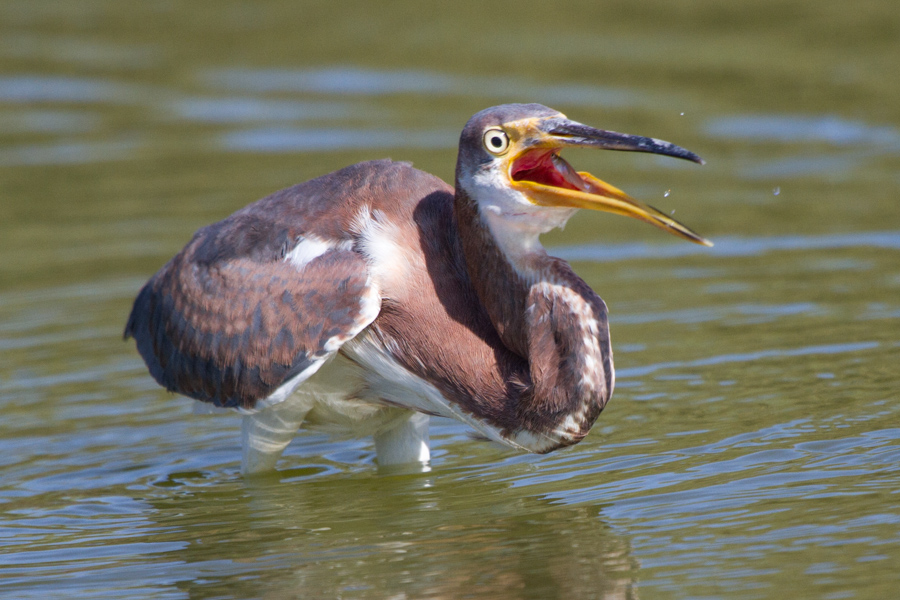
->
xmin=125 ymin=215 xmax=378 ymax=411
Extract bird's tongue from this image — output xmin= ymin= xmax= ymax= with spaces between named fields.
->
xmin=511 ymin=151 xmax=588 ymax=192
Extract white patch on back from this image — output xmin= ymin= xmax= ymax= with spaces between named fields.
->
xmin=351 ymin=207 xmax=422 ymax=292
xmin=285 ymin=235 xmax=350 ymax=269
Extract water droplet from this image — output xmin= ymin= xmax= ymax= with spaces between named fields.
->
xmin=664 ymin=189 xmax=671 ymax=197
xmin=670 ymin=209 xmax=676 ymax=215
xmin=773 ymin=186 xmax=781 ymax=196
xmin=679 ymin=112 xmax=685 ymax=116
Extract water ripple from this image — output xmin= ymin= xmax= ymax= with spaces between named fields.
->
xmin=617 ymin=341 xmax=879 ymax=379
xmin=220 ymin=127 xmax=456 ymax=152
xmin=0 ymin=137 xmax=140 ymax=166
xmin=705 ymin=115 xmax=900 ymax=148
xmin=0 ymin=109 xmax=98 ymax=134
xmin=204 ymin=66 xmax=644 ymax=108
xmin=167 ymin=97 xmax=356 ymax=123
xmin=616 ymin=302 xmax=820 ymax=325
xmin=0 ymin=76 xmax=139 ymax=104
xmin=552 ymin=230 xmax=900 ymax=262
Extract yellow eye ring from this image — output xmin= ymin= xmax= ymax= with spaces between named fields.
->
xmin=482 ymin=128 xmax=510 ymax=155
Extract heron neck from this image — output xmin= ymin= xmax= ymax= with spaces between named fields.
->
xmin=454 ymin=186 xmax=614 ymax=449
xmin=453 ymin=188 xmax=537 ymax=358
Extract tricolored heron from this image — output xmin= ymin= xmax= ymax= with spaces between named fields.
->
xmin=125 ymin=104 xmax=710 ymax=474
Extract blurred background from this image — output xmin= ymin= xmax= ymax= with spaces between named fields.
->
xmin=1 ymin=1 xmax=898 ymax=598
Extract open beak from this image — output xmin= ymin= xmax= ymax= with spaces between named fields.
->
xmin=507 ymin=116 xmax=712 ymax=247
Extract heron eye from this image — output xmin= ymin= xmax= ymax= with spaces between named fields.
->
xmin=483 ymin=128 xmax=510 ymax=155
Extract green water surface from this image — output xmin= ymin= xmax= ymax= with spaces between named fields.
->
xmin=1 ymin=1 xmax=899 ymax=598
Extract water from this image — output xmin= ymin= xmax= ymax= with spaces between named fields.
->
xmin=1 ymin=1 xmax=899 ymax=598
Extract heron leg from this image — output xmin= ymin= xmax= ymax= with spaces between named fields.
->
xmin=241 ymin=401 xmax=309 ymax=475
xmin=373 ymin=412 xmax=431 ymax=466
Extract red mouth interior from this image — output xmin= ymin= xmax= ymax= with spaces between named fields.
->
xmin=510 ymin=150 xmax=584 ymax=191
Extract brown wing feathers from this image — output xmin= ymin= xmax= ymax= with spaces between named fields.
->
xmin=125 ymin=161 xmax=435 ymax=411
xmin=125 ymin=218 xmax=372 ymax=410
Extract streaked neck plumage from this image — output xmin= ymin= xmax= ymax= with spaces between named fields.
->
xmin=453 ymin=178 xmax=614 ymax=448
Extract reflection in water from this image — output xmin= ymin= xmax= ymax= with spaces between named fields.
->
xmin=145 ymin=472 xmax=639 ymax=599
